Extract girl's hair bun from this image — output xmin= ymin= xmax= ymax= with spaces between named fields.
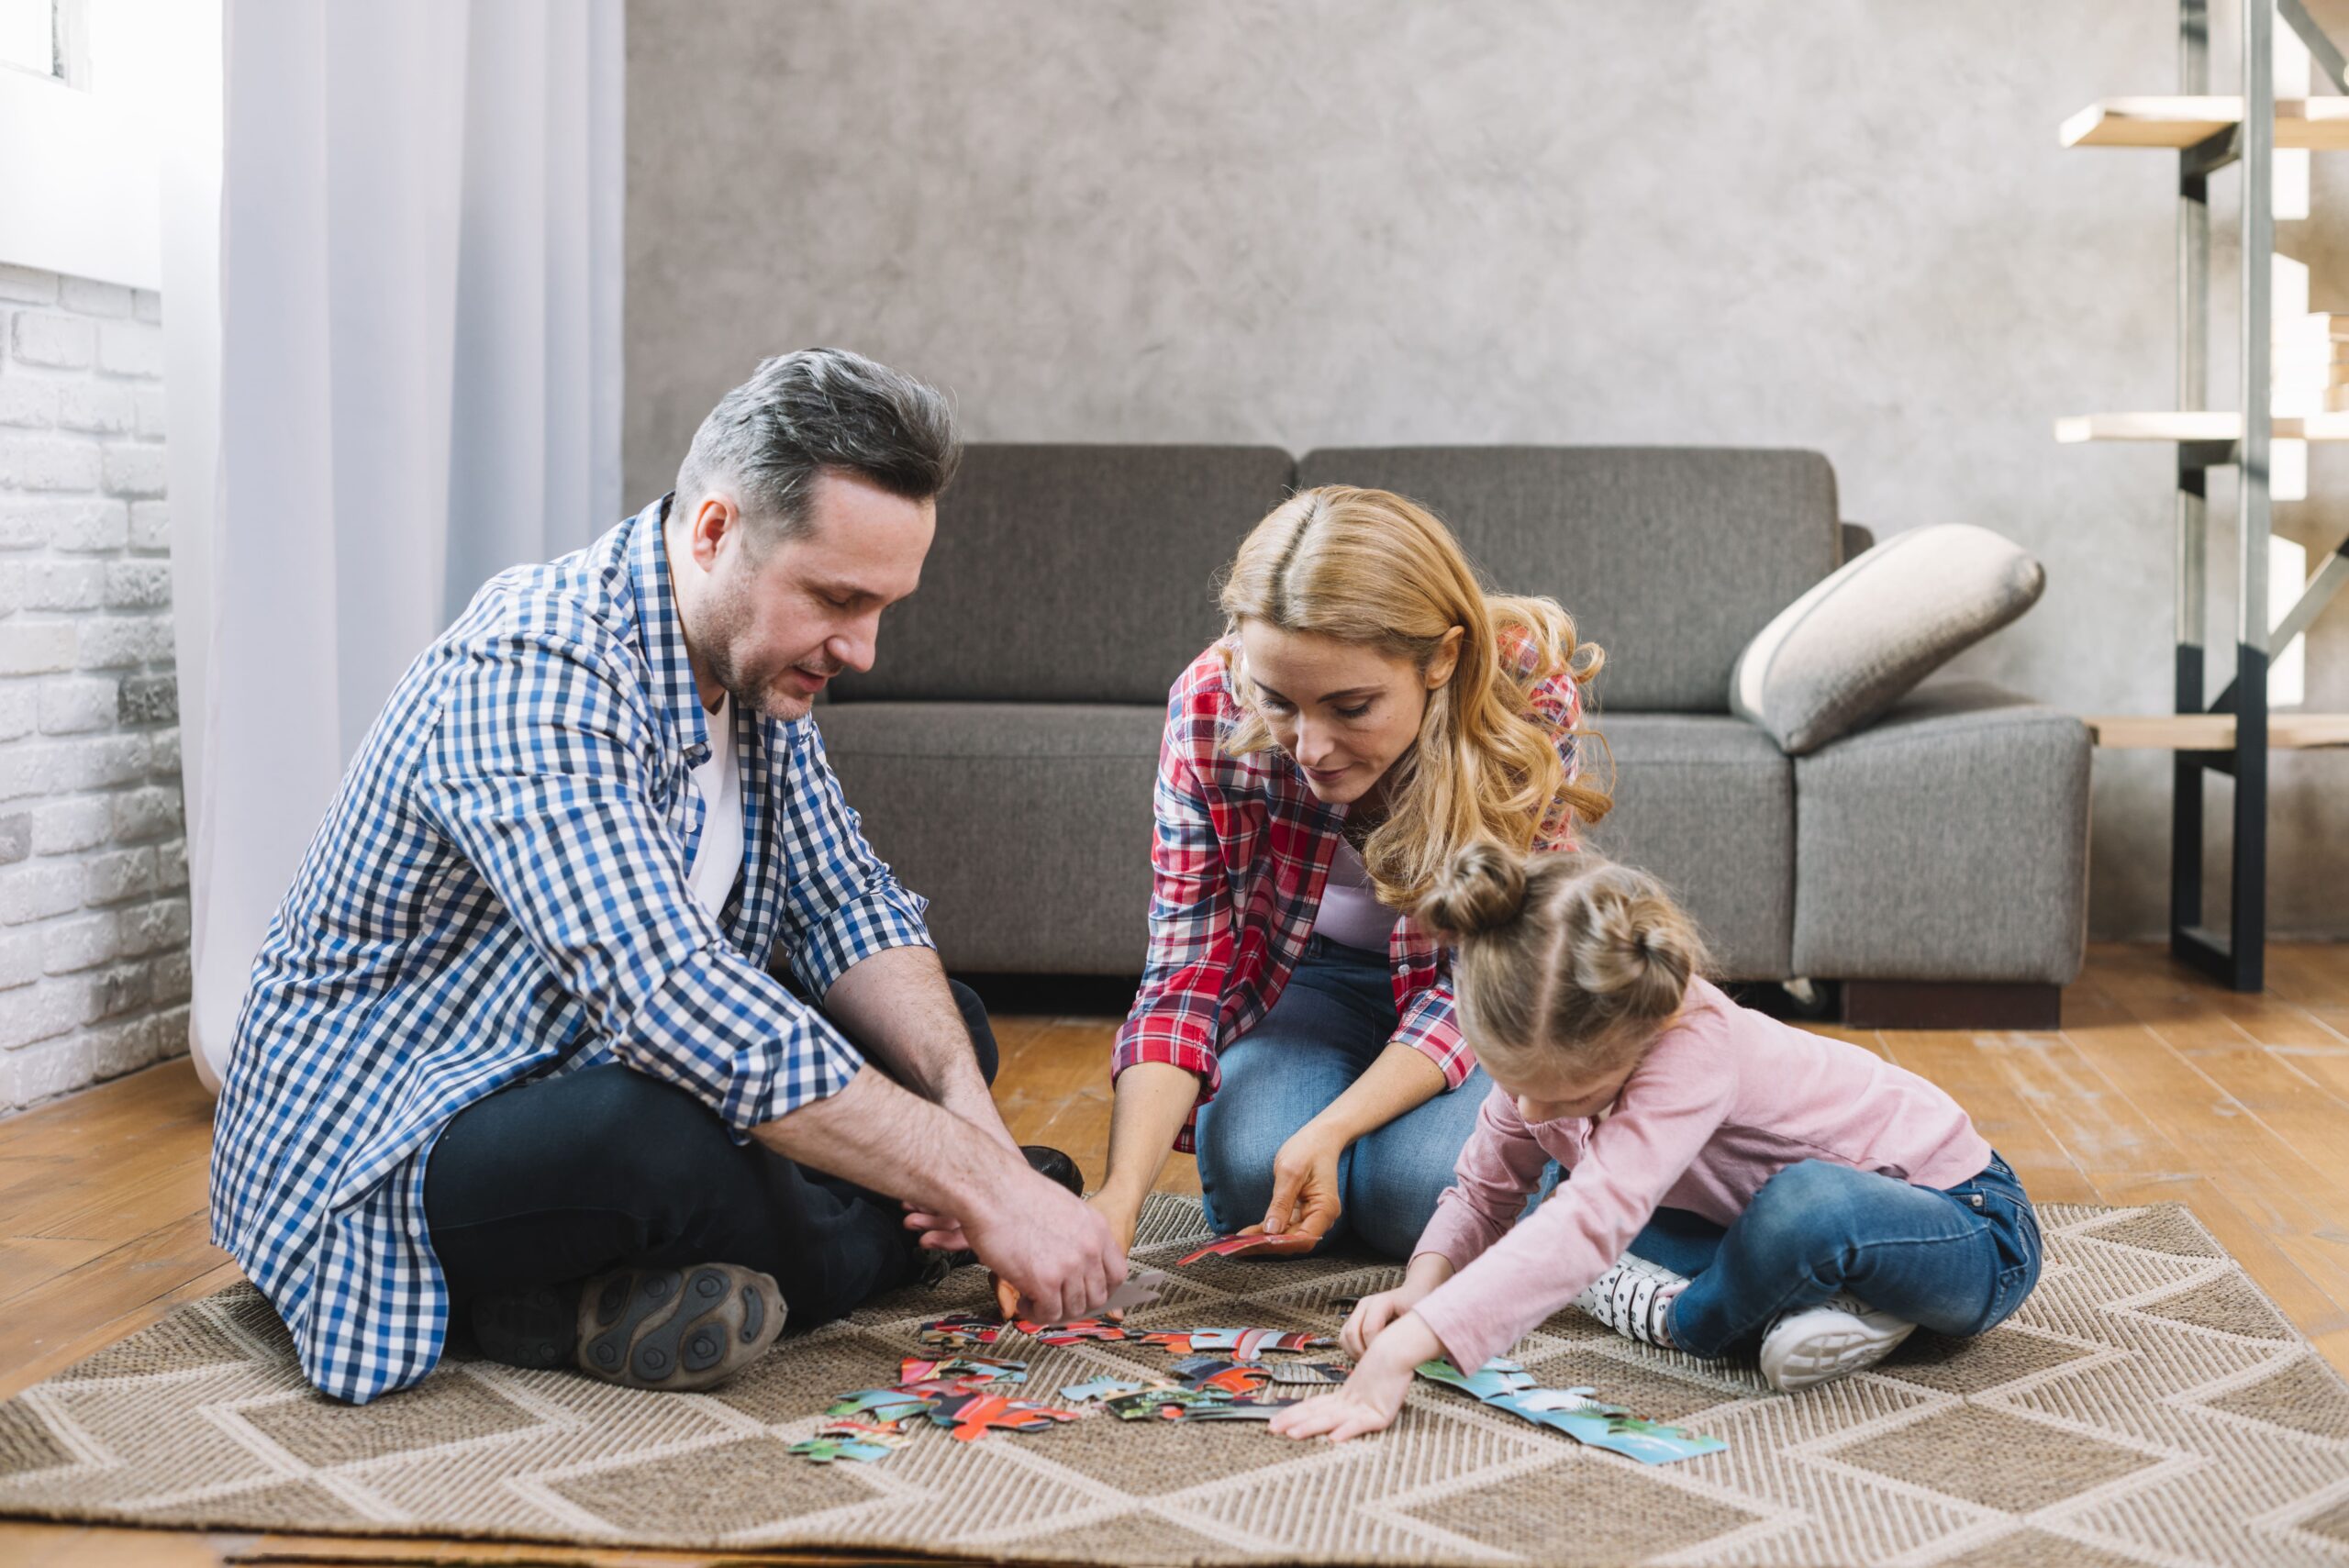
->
xmin=1418 ymin=840 xmax=1530 ymax=940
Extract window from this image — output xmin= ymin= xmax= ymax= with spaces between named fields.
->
xmin=0 ymin=0 xmax=84 ymax=86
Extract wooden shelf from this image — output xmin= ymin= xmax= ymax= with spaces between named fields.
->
xmin=2054 ymin=411 xmax=2349 ymax=441
xmin=2061 ymin=95 xmax=2349 ymax=149
xmin=2087 ymin=713 xmax=2349 ymax=749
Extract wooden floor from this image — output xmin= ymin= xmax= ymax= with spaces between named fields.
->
xmin=3 ymin=940 xmax=2346 ymax=1566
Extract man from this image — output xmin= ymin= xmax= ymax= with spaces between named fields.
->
xmin=211 ymin=350 xmax=1123 ymax=1405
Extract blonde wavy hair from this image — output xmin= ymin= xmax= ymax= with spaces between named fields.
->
xmin=1218 ymin=485 xmax=1611 ymax=910
xmin=1419 ymin=842 xmax=1712 ymax=1073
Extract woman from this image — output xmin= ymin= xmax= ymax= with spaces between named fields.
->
xmin=1087 ymin=485 xmax=1609 ymax=1262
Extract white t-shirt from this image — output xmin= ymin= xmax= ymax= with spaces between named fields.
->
xmin=685 ymin=695 xmax=743 ymax=921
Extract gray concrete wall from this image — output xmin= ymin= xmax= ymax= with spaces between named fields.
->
xmin=626 ymin=0 xmax=2349 ymax=940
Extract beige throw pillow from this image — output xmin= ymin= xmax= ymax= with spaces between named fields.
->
xmin=1730 ymin=523 xmax=2045 ymax=755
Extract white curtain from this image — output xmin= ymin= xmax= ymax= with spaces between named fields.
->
xmin=164 ymin=1 xmax=624 ymax=1091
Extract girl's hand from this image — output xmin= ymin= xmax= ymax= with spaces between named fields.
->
xmin=1270 ymin=1312 xmax=1442 ymax=1443
xmin=1341 ymin=1284 xmax=1428 ymax=1359
xmin=1344 ymin=1252 xmax=1455 ymax=1357
xmin=1251 ymin=1125 xmax=1346 ymax=1243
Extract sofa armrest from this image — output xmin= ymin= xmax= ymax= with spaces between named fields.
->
xmin=1791 ymin=679 xmax=2089 ymax=985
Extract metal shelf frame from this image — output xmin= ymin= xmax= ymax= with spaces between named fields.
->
xmin=2165 ymin=0 xmax=2349 ymax=989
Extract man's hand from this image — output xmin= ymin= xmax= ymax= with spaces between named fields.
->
xmin=902 ymin=1084 xmax=1023 ymax=1254
xmin=1248 ymin=1124 xmax=1346 ymax=1243
xmin=993 ymin=1188 xmax=1140 ymax=1320
xmin=1269 ymin=1311 xmax=1441 ymax=1442
xmin=958 ymin=1169 xmax=1125 ymax=1327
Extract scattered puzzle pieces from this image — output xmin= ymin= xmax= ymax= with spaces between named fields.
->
xmin=1415 ymin=1360 xmax=1725 ymax=1465
xmin=1175 ymin=1232 xmax=1320 ymax=1265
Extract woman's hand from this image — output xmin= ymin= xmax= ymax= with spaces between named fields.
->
xmin=1269 ymin=1311 xmax=1443 ymax=1443
xmin=1250 ymin=1124 xmax=1347 ymax=1243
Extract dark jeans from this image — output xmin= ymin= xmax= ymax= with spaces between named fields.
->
xmin=421 ymin=980 xmax=998 ymax=1334
xmin=1632 ymin=1152 xmax=2043 ymax=1359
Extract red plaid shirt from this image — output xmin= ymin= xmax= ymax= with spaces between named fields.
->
xmin=1115 ymin=637 xmax=1587 ymax=1151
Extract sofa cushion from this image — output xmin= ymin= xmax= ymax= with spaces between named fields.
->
xmin=1792 ymin=680 xmax=2088 ymax=984
xmin=1731 ymin=523 xmax=2046 ymax=755
xmin=1575 ymin=713 xmax=1793 ymax=980
xmin=1296 ymin=447 xmax=1840 ymax=712
xmin=829 ymin=444 xmax=1294 ymax=706
xmin=813 ymin=701 xmax=1163 ymax=973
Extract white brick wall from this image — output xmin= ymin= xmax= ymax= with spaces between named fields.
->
xmin=0 ymin=263 xmax=188 ymax=1111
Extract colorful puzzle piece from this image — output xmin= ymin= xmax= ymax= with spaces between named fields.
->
xmin=788 ymin=1435 xmax=899 ymax=1463
xmin=1011 ymin=1317 xmax=1131 ymax=1345
xmin=1060 ymin=1375 xmax=1153 ymax=1404
xmin=1182 ymin=1327 xmax=1337 ymax=1361
xmin=1176 ymin=1232 xmax=1320 ymax=1265
xmin=918 ymin=1312 xmax=1009 ymax=1349
xmin=1170 ymin=1355 xmax=1275 ymax=1396
xmin=927 ymin=1390 xmax=1089 ymax=1442
xmin=825 ymin=1387 xmax=935 ymax=1424
xmin=1414 ymin=1361 xmax=1725 ymax=1465
xmin=896 ymin=1355 xmax=1026 ymax=1387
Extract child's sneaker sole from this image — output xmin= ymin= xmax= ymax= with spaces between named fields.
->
xmin=577 ymin=1263 xmax=785 ymax=1391
xmin=1758 ymin=1298 xmax=1915 ymax=1391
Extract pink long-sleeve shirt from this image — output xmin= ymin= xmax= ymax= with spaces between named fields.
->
xmin=1409 ymin=977 xmax=1993 ymax=1373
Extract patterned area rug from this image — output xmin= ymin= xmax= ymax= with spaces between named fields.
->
xmin=3 ymin=1196 xmax=2347 ymax=1565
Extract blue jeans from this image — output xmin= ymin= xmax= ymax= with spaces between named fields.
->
xmin=1628 ymin=1153 xmax=2043 ymax=1359
xmin=1193 ymin=935 xmax=1504 ymax=1259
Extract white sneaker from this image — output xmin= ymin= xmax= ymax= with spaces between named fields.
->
xmin=1573 ymin=1253 xmax=1690 ymax=1347
xmin=1757 ymin=1293 xmax=1916 ymax=1392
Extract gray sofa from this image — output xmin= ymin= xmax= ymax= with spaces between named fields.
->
xmin=817 ymin=445 xmax=2089 ymax=1026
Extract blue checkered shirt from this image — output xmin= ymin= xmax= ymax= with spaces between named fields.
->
xmin=209 ymin=497 xmax=932 ymax=1404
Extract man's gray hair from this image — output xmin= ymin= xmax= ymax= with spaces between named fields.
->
xmin=674 ymin=348 xmax=959 ymax=543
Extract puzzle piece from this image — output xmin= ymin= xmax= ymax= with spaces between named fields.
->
xmin=1501 ymin=1386 xmax=1620 ymax=1417
xmin=1011 ymin=1317 xmax=1131 ymax=1345
xmin=817 ymin=1418 xmax=918 ymax=1442
xmin=825 ymin=1387 xmax=935 ymax=1424
xmin=1414 ymin=1361 xmax=1724 ymax=1465
xmin=918 ymin=1312 xmax=1008 ymax=1349
xmin=788 ymin=1435 xmax=898 ymax=1463
xmin=1060 ymin=1375 xmax=1153 ymax=1404
xmin=897 ymin=1355 xmax=1026 ymax=1387
xmin=1169 ymin=1355 xmax=1275 ymax=1396
xmin=1183 ymin=1327 xmax=1337 ymax=1361
xmin=1103 ymin=1269 xmax=1170 ymax=1315
xmin=927 ymin=1390 xmax=1089 ymax=1443
xmin=1416 ymin=1357 xmax=1536 ymax=1402
xmin=1176 ymin=1232 xmax=1319 ymax=1265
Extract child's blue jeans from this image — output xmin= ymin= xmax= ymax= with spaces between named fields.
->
xmin=1192 ymin=935 xmax=1521 ymax=1259
xmin=1630 ymin=1153 xmax=2043 ymax=1357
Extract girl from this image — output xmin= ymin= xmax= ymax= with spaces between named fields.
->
xmin=1083 ymin=487 xmax=1609 ymax=1269
xmin=1272 ymin=843 xmax=2042 ymax=1440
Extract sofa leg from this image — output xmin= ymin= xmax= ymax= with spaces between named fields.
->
xmin=1840 ymin=981 xmax=2062 ymax=1030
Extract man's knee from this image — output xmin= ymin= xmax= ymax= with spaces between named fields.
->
xmin=946 ymin=978 xmax=997 ymax=1085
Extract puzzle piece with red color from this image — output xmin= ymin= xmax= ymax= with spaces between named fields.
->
xmin=916 ymin=1312 xmax=1009 ymax=1349
xmin=926 ymin=1390 xmax=1089 ymax=1442
xmin=1175 ymin=1232 xmax=1319 ymax=1265
xmin=1011 ymin=1317 xmax=1132 ymax=1345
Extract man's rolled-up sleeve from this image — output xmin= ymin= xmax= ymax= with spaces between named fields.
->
xmin=770 ymin=720 xmax=935 ymax=1000
xmin=417 ymin=627 xmax=863 ymax=1135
